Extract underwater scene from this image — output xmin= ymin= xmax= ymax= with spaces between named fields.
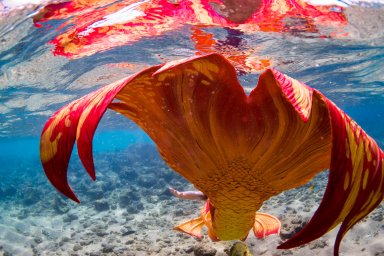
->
xmin=0 ymin=0 xmax=384 ymax=255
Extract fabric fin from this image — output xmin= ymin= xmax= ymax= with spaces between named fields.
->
xmin=40 ymin=54 xmax=383 ymax=254
xmin=174 ymin=217 xmax=205 ymax=239
xmin=278 ymin=94 xmax=384 ymax=256
xmin=40 ymin=77 xmax=133 ymax=202
xmin=253 ymin=212 xmax=281 ymax=239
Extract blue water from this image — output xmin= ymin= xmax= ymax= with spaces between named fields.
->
xmin=0 ymin=1 xmax=383 ymax=255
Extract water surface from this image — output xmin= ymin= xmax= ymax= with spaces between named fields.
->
xmin=0 ymin=1 xmax=383 ymax=255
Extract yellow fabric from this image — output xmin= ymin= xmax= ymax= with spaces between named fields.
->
xmin=109 ymin=56 xmax=332 ymax=239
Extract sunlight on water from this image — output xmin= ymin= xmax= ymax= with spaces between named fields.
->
xmin=0 ymin=0 xmax=383 ymax=139
xmin=0 ymin=1 xmax=383 ymax=255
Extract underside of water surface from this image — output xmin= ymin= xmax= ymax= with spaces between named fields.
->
xmin=0 ymin=0 xmax=383 ymax=255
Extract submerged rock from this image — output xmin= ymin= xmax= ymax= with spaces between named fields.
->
xmin=0 ymin=186 xmax=17 ymax=198
xmin=137 ymin=174 xmax=157 ymax=188
xmin=101 ymin=243 xmax=114 ymax=253
xmin=227 ymin=242 xmax=252 ymax=256
xmin=119 ymin=190 xmax=140 ymax=206
xmin=120 ymin=167 xmax=138 ymax=181
xmin=87 ymin=188 xmax=105 ymax=200
xmin=73 ymin=244 xmax=83 ymax=251
xmin=16 ymin=209 xmax=28 ymax=220
xmin=94 ymin=199 xmax=109 ymax=212
xmin=194 ymin=243 xmax=217 ymax=256
xmin=63 ymin=213 xmax=79 ymax=223
xmin=34 ymin=236 xmax=43 ymax=244
xmin=121 ymin=227 xmax=135 ymax=236
xmin=53 ymin=196 xmax=70 ymax=214
xmin=22 ymin=187 xmax=41 ymax=206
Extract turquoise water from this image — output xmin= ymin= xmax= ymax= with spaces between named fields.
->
xmin=0 ymin=1 xmax=383 ymax=255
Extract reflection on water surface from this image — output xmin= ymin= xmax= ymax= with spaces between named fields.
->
xmin=0 ymin=1 xmax=383 ymax=255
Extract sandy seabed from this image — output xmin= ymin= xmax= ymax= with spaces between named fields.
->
xmin=0 ymin=145 xmax=383 ymax=256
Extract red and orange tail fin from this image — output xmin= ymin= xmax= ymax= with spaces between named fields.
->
xmin=253 ymin=212 xmax=281 ymax=239
xmin=39 ymin=54 xmax=384 ymax=256
xmin=40 ymin=77 xmax=130 ymax=203
xmin=277 ymin=88 xmax=384 ymax=256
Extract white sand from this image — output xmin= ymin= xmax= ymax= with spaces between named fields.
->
xmin=0 ymin=172 xmax=382 ymax=256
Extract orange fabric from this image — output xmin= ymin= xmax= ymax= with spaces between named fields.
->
xmin=174 ymin=200 xmax=218 ymax=240
xmin=40 ymin=54 xmax=383 ymax=255
xmin=253 ymin=212 xmax=281 ymax=239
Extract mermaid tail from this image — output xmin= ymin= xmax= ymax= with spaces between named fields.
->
xmin=40 ymin=53 xmax=383 ymax=255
